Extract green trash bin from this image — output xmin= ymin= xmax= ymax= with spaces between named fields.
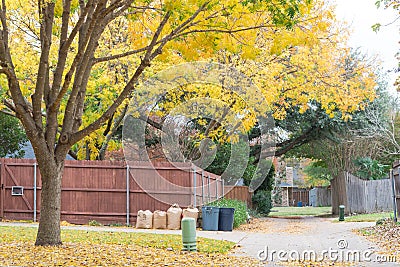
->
xmin=218 ymin=207 xmax=235 ymax=231
xmin=202 ymin=206 xmax=219 ymax=231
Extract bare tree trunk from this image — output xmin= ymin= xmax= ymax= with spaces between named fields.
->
xmin=331 ymin=172 xmax=348 ymax=215
xmin=35 ymin=158 xmax=64 ymax=246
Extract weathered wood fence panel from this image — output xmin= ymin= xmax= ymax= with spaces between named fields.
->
xmin=291 ymin=189 xmax=309 ymax=206
xmin=0 ymin=158 xmax=223 ymax=225
xmin=345 ymin=172 xmax=392 ymax=214
xmin=224 ymin=186 xmax=253 ymax=207
xmin=309 ymin=187 xmax=331 ymax=207
xmin=391 ymin=162 xmax=400 ymax=219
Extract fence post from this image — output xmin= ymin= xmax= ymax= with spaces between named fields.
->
xmin=215 ymin=177 xmax=218 ymax=200
xmin=201 ymin=171 xmax=204 ymax=206
xmin=193 ymin=166 xmax=197 ymax=207
xmin=392 ymin=169 xmax=398 ymax=222
xmin=208 ymin=175 xmax=211 ymax=203
xmin=33 ymin=162 xmax=37 ymax=222
xmin=221 ymin=179 xmax=224 ymax=198
xmin=126 ymin=164 xmax=130 ymax=226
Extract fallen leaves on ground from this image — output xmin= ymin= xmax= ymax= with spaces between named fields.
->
xmin=0 ymin=242 xmax=263 ymax=266
xmin=60 ymin=220 xmax=75 ymax=226
xmin=280 ymin=220 xmax=311 ymax=235
xmin=282 ymin=260 xmax=352 ymax=266
xmin=357 ymin=219 xmax=400 ymax=263
xmin=0 ymin=226 xmax=233 ymax=253
xmin=236 ymin=218 xmax=277 ymax=233
xmin=0 ymin=226 xmax=262 ymax=266
xmin=237 ymin=218 xmax=311 ymax=235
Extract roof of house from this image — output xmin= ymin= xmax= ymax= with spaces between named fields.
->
xmin=7 ymin=142 xmax=75 ymax=160
xmin=279 ymin=182 xmax=294 ymax=187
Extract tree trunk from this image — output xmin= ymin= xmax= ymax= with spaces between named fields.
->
xmin=35 ymin=158 xmax=64 ymax=246
xmin=331 ymin=172 xmax=348 ymax=215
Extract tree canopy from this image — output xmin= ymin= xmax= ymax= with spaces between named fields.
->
xmin=0 ymin=0 xmax=379 ymax=246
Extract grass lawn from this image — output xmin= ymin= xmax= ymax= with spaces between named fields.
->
xmin=0 ymin=226 xmax=260 ymax=266
xmin=0 ymin=226 xmax=233 ymax=253
xmin=340 ymin=212 xmax=394 ymax=222
xmin=269 ymin=206 xmax=332 ymax=217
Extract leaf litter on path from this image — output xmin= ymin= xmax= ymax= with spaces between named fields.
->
xmin=357 ymin=219 xmax=400 ymax=263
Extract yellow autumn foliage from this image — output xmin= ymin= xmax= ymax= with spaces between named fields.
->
xmin=0 ymin=0 xmax=376 ymax=160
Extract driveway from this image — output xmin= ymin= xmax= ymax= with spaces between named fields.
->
xmin=229 ymin=217 xmax=399 ymax=266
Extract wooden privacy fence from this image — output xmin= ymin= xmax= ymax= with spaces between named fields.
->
xmin=391 ymin=162 xmax=400 ymax=219
xmin=291 ymin=188 xmax=309 ymax=206
xmin=224 ymin=186 xmax=253 ymax=207
xmin=345 ymin=172 xmax=393 ymax=214
xmin=0 ymin=158 xmax=223 ymax=225
xmin=309 ymin=187 xmax=331 ymax=207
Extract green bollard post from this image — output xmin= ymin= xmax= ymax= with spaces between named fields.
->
xmin=181 ymin=217 xmax=197 ymax=251
xmin=339 ymin=205 xmax=345 ymax=221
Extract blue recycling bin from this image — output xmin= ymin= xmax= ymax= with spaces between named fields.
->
xmin=297 ymin=201 xmax=302 ymax=207
xmin=218 ymin=207 xmax=235 ymax=231
xmin=202 ymin=206 xmax=219 ymax=231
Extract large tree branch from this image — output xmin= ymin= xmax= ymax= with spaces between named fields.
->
xmin=59 ymin=1 xmax=104 ymax=142
xmin=93 ymin=47 xmax=148 ymax=63
xmin=0 ymin=1 xmax=38 ymax=146
xmin=251 ymin=126 xmax=318 ymax=160
xmin=32 ymin=1 xmax=54 ymax=137
xmin=69 ymin=11 xmax=172 ymax=145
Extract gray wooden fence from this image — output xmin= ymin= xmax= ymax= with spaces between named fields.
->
xmin=309 ymin=187 xmax=331 ymax=207
xmin=345 ymin=172 xmax=392 ymax=214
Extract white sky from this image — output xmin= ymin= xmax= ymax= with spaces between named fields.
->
xmin=334 ymin=0 xmax=399 ymax=91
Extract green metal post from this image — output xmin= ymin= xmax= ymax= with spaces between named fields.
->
xmin=339 ymin=205 xmax=345 ymax=221
xmin=182 ymin=217 xmax=197 ymax=251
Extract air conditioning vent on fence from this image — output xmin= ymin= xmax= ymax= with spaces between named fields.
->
xmin=11 ymin=186 xmax=24 ymax=196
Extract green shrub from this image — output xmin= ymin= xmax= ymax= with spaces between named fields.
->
xmin=252 ymin=190 xmax=272 ymax=216
xmin=208 ymin=198 xmax=248 ymax=228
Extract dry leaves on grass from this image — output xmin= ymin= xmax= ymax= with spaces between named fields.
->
xmin=358 ymin=219 xmax=400 ymax=263
xmin=0 ymin=226 xmax=262 ymax=266
xmin=0 ymin=242 xmax=263 ymax=267
xmin=236 ymin=218 xmax=277 ymax=233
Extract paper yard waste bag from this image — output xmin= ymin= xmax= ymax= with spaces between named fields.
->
xmin=136 ymin=210 xmax=153 ymax=229
xmin=167 ymin=204 xmax=182 ymax=230
xmin=153 ymin=210 xmax=167 ymax=229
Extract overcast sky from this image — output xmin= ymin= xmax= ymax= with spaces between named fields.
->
xmin=334 ymin=0 xmax=399 ymax=91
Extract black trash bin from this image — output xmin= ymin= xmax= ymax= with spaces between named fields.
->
xmin=218 ymin=207 xmax=235 ymax=231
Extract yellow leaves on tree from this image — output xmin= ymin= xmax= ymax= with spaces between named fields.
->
xmin=0 ymin=0 xmax=377 ymax=160
xmin=140 ymin=1 xmax=377 ymax=151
